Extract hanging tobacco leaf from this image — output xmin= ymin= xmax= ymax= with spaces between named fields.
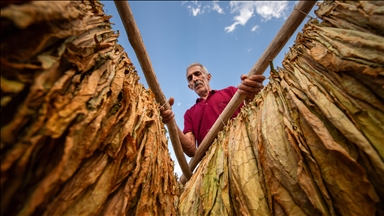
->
xmin=1 ymin=1 xmax=179 ymax=215
xmin=178 ymin=1 xmax=384 ymax=215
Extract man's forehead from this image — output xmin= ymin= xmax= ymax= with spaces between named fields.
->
xmin=186 ymin=65 xmax=202 ymax=75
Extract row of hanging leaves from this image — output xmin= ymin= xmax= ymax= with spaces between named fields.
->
xmin=1 ymin=1 xmax=180 ymax=215
xmin=178 ymin=1 xmax=384 ymax=215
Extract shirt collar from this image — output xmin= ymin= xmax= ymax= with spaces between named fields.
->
xmin=196 ymin=90 xmax=216 ymax=103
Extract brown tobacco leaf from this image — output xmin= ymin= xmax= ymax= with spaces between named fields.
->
xmin=178 ymin=129 xmax=233 ymax=215
xmin=179 ymin=1 xmax=383 ymax=215
xmin=290 ymin=49 xmax=384 ymax=160
xmin=315 ymin=1 xmax=384 ymax=36
xmin=44 ymin=152 xmax=109 ymax=215
xmin=286 ymin=52 xmax=384 ymax=201
xmin=301 ymin=23 xmax=384 ymax=98
xmin=262 ymin=79 xmax=333 ymax=216
xmin=0 ymin=1 xmax=82 ymax=29
xmin=1 ymin=1 xmax=179 ymax=215
xmin=256 ymin=89 xmax=319 ymax=216
xmin=280 ymin=70 xmax=379 ymax=216
xmin=228 ymin=115 xmax=271 ymax=216
xmin=290 ymin=21 xmax=384 ymax=201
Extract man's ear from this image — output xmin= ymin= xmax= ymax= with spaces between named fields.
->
xmin=207 ymin=73 xmax=212 ymax=81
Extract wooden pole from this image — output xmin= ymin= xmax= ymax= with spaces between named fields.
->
xmin=114 ymin=1 xmax=192 ymax=179
xmin=181 ymin=0 xmax=317 ymax=182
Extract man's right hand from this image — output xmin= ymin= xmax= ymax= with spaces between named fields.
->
xmin=160 ymin=97 xmax=175 ymax=124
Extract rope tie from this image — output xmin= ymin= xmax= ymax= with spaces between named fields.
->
xmin=207 ymin=114 xmax=227 ymax=135
xmin=294 ymin=6 xmax=314 ymax=19
xmin=159 ymin=101 xmax=167 ymax=109
xmin=218 ymin=115 xmax=227 ymax=127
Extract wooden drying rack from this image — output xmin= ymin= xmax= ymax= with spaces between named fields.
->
xmin=114 ymin=0 xmax=317 ymax=183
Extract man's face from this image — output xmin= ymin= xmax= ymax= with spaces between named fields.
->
xmin=186 ymin=65 xmax=211 ymax=97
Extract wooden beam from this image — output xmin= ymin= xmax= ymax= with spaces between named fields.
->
xmin=181 ymin=0 xmax=317 ymax=183
xmin=114 ymin=1 xmax=192 ymax=179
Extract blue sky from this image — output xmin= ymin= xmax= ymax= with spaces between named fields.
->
xmin=102 ymin=1 xmax=316 ymax=176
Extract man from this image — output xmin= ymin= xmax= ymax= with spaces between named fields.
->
xmin=160 ymin=62 xmax=265 ymax=157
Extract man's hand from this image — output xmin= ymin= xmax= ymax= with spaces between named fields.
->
xmin=237 ymin=74 xmax=266 ymax=102
xmin=160 ymin=97 xmax=175 ymax=124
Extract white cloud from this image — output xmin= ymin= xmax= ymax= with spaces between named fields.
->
xmin=177 ymin=103 xmax=181 ymax=106
xmin=182 ymin=1 xmax=288 ymax=33
xmin=192 ymin=7 xmax=201 ymax=16
xmin=225 ymin=1 xmax=289 ymax=33
xmin=224 ymin=1 xmax=254 ymax=33
xmin=187 ymin=3 xmax=202 ymax=16
xmin=183 ymin=1 xmax=225 ymax=16
xmin=212 ymin=1 xmax=224 ymax=14
xmin=224 ymin=24 xmax=236 ymax=33
xmin=255 ymin=2 xmax=288 ymax=21
xmin=251 ymin=25 xmax=260 ymax=32
xmin=247 ymin=48 xmax=252 ymax=52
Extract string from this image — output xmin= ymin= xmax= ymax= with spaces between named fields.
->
xmin=294 ymin=6 xmax=314 ymax=19
xmin=218 ymin=114 xmax=227 ymax=127
xmin=159 ymin=101 xmax=167 ymax=109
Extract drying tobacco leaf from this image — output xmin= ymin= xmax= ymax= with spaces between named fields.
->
xmin=178 ymin=130 xmax=233 ymax=215
xmin=178 ymin=1 xmax=383 ymax=215
xmin=227 ymin=114 xmax=271 ymax=216
xmin=1 ymin=1 xmax=179 ymax=215
xmin=315 ymin=1 xmax=384 ymax=36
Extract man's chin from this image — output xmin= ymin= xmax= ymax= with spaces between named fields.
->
xmin=194 ymin=85 xmax=204 ymax=92
xmin=194 ymin=87 xmax=206 ymax=95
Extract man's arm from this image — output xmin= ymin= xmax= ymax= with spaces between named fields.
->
xmin=178 ymin=131 xmax=196 ymax=157
xmin=159 ymin=97 xmax=197 ymax=157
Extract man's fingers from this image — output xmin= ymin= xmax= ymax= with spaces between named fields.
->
xmin=238 ymin=74 xmax=266 ymax=102
xmin=159 ymin=98 xmax=175 ymax=124
xmin=240 ymin=74 xmax=266 ymax=82
xmin=168 ymin=97 xmax=174 ymax=107
xmin=241 ymin=79 xmax=264 ymax=90
xmin=240 ymin=74 xmax=247 ymax=81
xmin=160 ymin=97 xmax=174 ymax=111
xmin=237 ymin=88 xmax=262 ymax=99
xmin=238 ymin=84 xmax=262 ymax=94
xmin=162 ymin=112 xmax=175 ymax=124
xmin=240 ymin=75 xmax=265 ymax=88
xmin=161 ymin=110 xmax=172 ymax=122
xmin=250 ymin=75 xmax=266 ymax=82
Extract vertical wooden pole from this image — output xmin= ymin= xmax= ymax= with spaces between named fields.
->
xmin=114 ymin=0 xmax=192 ymax=179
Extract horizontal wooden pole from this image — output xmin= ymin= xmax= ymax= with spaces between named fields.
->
xmin=114 ymin=0 xmax=192 ymax=180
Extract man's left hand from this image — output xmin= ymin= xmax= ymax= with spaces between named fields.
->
xmin=237 ymin=74 xmax=266 ymax=102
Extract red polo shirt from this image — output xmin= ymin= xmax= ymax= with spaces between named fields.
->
xmin=183 ymin=86 xmax=244 ymax=147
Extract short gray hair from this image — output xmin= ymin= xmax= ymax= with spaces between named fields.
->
xmin=186 ymin=62 xmax=210 ymax=76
